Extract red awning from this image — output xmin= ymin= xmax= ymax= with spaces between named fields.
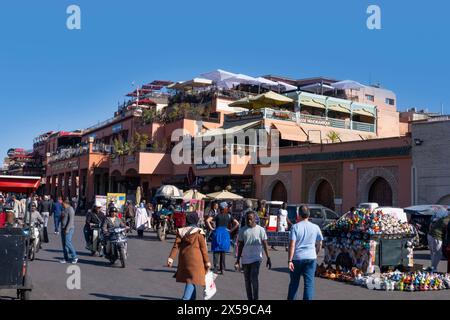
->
xmin=137 ymin=98 xmax=156 ymax=105
xmin=0 ymin=176 xmax=41 ymax=193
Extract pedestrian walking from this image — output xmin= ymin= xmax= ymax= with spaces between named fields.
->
xmin=235 ymin=212 xmax=271 ymax=300
xmin=427 ymin=214 xmax=450 ymax=271
xmin=60 ymin=199 xmax=78 ymax=264
xmin=206 ymin=202 xmax=239 ymax=274
xmin=167 ymin=212 xmax=211 ymax=300
xmin=38 ymin=195 xmax=53 ymax=243
xmin=146 ymin=203 xmax=155 ymax=230
xmin=10 ymin=195 xmax=23 ymax=220
xmin=287 ymin=205 xmax=323 ymax=301
xmin=135 ymin=202 xmax=148 ymax=238
xmin=53 ymin=197 xmax=63 ymax=234
xmin=257 ymin=200 xmax=268 ymax=228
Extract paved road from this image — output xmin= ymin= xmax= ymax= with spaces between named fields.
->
xmin=1 ymin=216 xmax=450 ymax=300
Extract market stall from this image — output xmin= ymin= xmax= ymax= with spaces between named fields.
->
xmin=317 ymin=208 xmax=450 ymax=291
xmin=322 ymin=208 xmax=417 ymax=274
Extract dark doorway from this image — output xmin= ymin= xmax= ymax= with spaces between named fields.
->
xmin=315 ymin=180 xmax=335 ymax=210
xmin=368 ymin=177 xmax=393 ymax=206
xmin=271 ymin=181 xmax=287 ymax=202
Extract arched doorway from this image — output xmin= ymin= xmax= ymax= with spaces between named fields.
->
xmin=315 ymin=180 xmax=335 ymax=210
xmin=271 ymin=181 xmax=287 ymax=202
xmin=368 ymin=177 xmax=393 ymax=206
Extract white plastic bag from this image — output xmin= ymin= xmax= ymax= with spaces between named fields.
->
xmin=204 ymin=271 xmax=218 ymax=300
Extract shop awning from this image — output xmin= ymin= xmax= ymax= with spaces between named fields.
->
xmin=0 ymin=176 xmax=41 ymax=193
xmin=299 ymin=93 xmax=327 ymax=109
xmin=229 ymin=91 xmax=293 ymax=109
xmin=352 ymin=108 xmax=375 ymax=117
xmin=327 ymin=104 xmax=351 ymax=114
xmin=198 ymin=121 xmax=261 ymax=138
xmin=168 ymin=78 xmax=213 ymax=91
xmin=272 ymin=123 xmax=307 ymax=142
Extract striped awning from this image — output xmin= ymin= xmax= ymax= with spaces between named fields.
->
xmin=327 ymin=104 xmax=351 ymax=114
xmin=352 ymin=108 xmax=375 ymax=117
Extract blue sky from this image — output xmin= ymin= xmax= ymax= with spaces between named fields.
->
xmin=0 ymin=0 xmax=449 ymax=158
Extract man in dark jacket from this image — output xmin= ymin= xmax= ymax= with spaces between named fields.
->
xmin=84 ymin=204 xmax=105 ymax=249
xmin=39 ymin=195 xmax=53 ymax=242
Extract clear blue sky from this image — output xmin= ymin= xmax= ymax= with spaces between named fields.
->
xmin=1 ymin=0 xmax=449 ymax=159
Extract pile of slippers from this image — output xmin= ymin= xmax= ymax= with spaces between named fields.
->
xmin=316 ymin=264 xmax=450 ymax=292
xmin=362 ymin=271 xmax=450 ymax=291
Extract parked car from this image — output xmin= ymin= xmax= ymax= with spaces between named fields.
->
xmin=357 ymin=202 xmax=379 ymax=212
xmin=287 ymin=204 xmax=340 ymax=229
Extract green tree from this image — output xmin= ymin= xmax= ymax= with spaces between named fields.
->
xmin=327 ymin=131 xmax=341 ymax=143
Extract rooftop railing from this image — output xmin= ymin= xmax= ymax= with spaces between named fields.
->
xmin=224 ymin=108 xmax=375 ymax=133
xmin=47 ymin=143 xmax=111 ymax=164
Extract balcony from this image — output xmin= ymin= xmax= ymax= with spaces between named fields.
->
xmin=47 ymin=143 xmax=111 ymax=164
xmin=224 ymin=108 xmax=375 ymax=133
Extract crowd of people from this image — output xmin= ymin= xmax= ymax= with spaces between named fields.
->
xmin=167 ymin=199 xmax=323 ymax=301
xmin=4 ymin=191 xmax=450 ymax=301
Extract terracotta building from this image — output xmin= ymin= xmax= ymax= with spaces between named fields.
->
xmin=33 ymin=70 xmax=413 ymax=210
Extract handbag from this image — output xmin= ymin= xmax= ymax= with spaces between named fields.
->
xmin=204 ymin=271 xmax=218 ymax=300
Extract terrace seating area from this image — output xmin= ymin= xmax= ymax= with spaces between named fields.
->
xmin=47 ymin=143 xmax=112 ymax=164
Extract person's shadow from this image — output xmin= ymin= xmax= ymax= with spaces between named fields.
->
xmin=90 ymin=293 xmax=147 ymax=300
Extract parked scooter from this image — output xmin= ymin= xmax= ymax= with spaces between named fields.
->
xmin=104 ymin=227 xmax=128 ymax=268
xmin=28 ymin=222 xmax=42 ymax=261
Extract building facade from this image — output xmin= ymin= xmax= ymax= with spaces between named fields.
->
xmin=411 ymin=117 xmax=450 ymax=205
xmin=21 ymin=70 xmax=415 ymax=211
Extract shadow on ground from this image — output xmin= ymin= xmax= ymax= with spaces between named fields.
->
xmin=90 ymin=293 xmax=147 ymax=300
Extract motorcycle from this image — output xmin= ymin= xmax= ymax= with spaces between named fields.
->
xmin=156 ymin=213 xmax=175 ymax=241
xmin=88 ymin=223 xmax=104 ymax=256
xmin=28 ymin=223 xmax=42 ymax=261
xmin=104 ymin=227 xmax=128 ymax=268
xmin=125 ymin=217 xmax=135 ymax=234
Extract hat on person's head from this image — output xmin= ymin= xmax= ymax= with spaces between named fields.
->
xmin=186 ymin=212 xmax=199 ymax=226
xmin=219 ymin=202 xmax=228 ymax=210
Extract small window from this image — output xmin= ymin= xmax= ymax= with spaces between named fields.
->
xmin=326 ymin=210 xmax=338 ymax=220
xmin=365 ymin=94 xmax=375 ymax=102
xmin=309 ymin=208 xmax=323 ymax=219
xmin=386 ymin=98 xmax=395 ymax=105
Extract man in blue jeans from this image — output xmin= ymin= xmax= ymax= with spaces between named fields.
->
xmin=60 ymin=200 xmax=78 ymax=264
xmin=287 ymin=205 xmax=323 ymax=300
xmin=53 ymin=197 xmax=63 ymax=234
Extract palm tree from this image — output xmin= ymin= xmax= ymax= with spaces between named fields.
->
xmin=327 ymin=131 xmax=341 ymax=143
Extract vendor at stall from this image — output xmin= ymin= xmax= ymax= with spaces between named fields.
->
xmin=428 ymin=214 xmax=450 ymax=271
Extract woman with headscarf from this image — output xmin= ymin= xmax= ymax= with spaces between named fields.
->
xmin=206 ymin=202 xmax=239 ymax=275
xmin=135 ymin=202 xmax=148 ymax=238
xmin=167 ymin=212 xmax=211 ymax=300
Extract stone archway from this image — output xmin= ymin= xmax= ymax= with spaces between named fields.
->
xmin=262 ymin=172 xmax=292 ymax=202
xmin=368 ymin=177 xmax=393 ymax=206
xmin=308 ymin=177 xmax=335 ymax=210
xmin=271 ymin=180 xmax=288 ymax=202
xmin=358 ymin=167 xmax=398 ymax=207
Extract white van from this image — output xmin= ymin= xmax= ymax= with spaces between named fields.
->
xmin=357 ymin=203 xmax=379 ymax=212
